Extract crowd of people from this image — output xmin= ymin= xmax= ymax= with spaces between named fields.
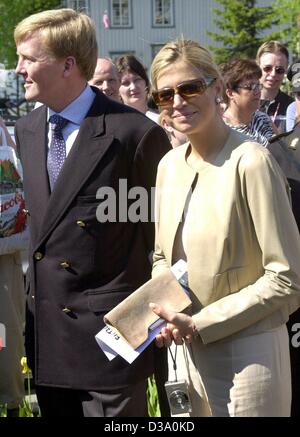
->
xmin=1 ymin=7 xmax=300 ymax=417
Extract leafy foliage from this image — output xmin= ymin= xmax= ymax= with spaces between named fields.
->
xmin=0 ymin=0 xmax=61 ymax=68
xmin=273 ymin=0 xmax=300 ymax=60
xmin=147 ymin=375 xmax=161 ymax=417
xmin=208 ymin=0 xmax=280 ymax=64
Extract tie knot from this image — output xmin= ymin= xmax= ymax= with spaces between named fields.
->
xmin=49 ymin=114 xmax=68 ymax=131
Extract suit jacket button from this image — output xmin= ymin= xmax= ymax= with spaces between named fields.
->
xmin=62 ymin=307 xmax=72 ymax=313
xmin=76 ymin=220 xmax=86 ymax=228
xmin=60 ymin=261 xmax=71 ymax=269
xmin=34 ymin=252 xmax=43 ymax=261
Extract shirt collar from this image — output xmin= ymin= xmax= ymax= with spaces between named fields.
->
xmin=47 ymin=85 xmax=96 ymax=125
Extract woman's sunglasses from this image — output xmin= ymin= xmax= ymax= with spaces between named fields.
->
xmin=262 ymin=65 xmax=285 ymax=75
xmin=152 ymin=78 xmax=216 ymax=106
xmin=236 ymin=83 xmax=263 ymax=93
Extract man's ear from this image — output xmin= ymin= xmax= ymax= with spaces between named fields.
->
xmin=63 ymin=56 xmax=76 ymax=76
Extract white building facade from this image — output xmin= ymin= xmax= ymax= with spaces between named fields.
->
xmin=65 ymin=0 xmax=274 ymax=70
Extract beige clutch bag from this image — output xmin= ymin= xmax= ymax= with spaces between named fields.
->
xmin=104 ymin=270 xmax=192 ymax=349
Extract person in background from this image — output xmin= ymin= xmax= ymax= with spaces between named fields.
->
xmin=286 ymin=102 xmax=297 ymax=132
xmin=286 ymin=59 xmax=300 ymax=131
xmin=0 ymin=118 xmax=16 ymax=147
xmin=149 ymin=37 xmax=300 ymax=417
xmin=256 ymin=41 xmax=293 ymax=131
xmin=221 ymin=58 xmax=275 ymax=146
xmin=14 ymin=8 xmax=170 ymax=417
xmin=115 ymin=54 xmax=159 ymax=122
xmin=159 ymin=111 xmax=187 ymax=148
xmin=0 ymin=117 xmax=25 ymax=417
xmin=267 ymin=60 xmax=300 ymax=416
xmin=88 ymin=57 xmax=121 ymax=102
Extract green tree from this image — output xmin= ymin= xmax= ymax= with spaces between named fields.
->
xmin=273 ymin=0 xmax=300 ymax=60
xmin=208 ymin=0 xmax=279 ymax=64
xmin=0 ymin=0 xmax=61 ymax=69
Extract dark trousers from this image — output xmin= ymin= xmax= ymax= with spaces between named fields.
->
xmin=154 ymin=347 xmax=170 ymax=416
xmin=35 ymin=379 xmax=148 ymax=417
xmin=287 ymin=310 xmax=300 ymax=417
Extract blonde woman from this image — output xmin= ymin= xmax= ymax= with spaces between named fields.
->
xmin=149 ymin=38 xmax=300 ymax=417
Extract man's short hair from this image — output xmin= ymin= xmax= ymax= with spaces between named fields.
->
xmin=256 ymin=41 xmax=289 ymax=64
xmin=14 ymin=8 xmax=98 ymax=80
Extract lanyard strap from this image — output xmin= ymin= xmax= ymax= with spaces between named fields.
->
xmin=168 ymin=345 xmax=178 ymax=382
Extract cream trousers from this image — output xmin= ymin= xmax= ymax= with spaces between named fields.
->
xmin=168 ymin=324 xmax=291 ymax=417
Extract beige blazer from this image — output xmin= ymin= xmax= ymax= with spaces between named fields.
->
xmin=153 ymin=129 xmax=300 ymax=344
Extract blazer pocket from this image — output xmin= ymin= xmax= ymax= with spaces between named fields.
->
xmin=76 ymin=195 xmax=100 ymax=206
xmin=213 ymin=271 xmax=230 ymax=301
xmin=86 ymin=288 xmax=131 ymax=313
xmin=213 ymin=266 xmax=249 ymax=299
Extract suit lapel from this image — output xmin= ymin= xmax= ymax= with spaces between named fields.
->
xmin=35 ymin=93 xmax=114 ymax=249
xmin=164 ymin=145 xmax=198 ymax=264
xmin=21 ymin=107 xmax=50 ymax=241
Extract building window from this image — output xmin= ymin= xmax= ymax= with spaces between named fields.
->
xmin=153 ymin=0 xmax=174 ymax=27
xmin=151 ymin=44 xmax=164 ymax=60
xmin=64 ymin=0 xmax=90 ymax=14
xmin=110 ymin=0 xmax=132 ymax=28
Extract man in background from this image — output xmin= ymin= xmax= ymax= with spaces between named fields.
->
xmin=256 ymin=41 xmax=294 ymax=131
xmin=89 ymin=57 xmax=121 ymax=102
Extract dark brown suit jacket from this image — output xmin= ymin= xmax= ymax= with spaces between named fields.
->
xmin=15 ymin=89 xmax=170 ymax=390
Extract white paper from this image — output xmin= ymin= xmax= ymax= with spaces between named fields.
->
xmin=95 ymin=320 xmax=166 ymax=363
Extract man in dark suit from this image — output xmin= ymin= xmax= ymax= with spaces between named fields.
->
xmin=267 ymin=61 xmax=300 ymax=417
xmin=14 ymin=8 xmax=170 ymax=417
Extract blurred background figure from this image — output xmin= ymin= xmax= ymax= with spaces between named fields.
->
xmin=256 ymin=41 xmax=293 ymax=132
xmin=115 ymin=54 xmax=159 ymax=122
xmin=0 ymin=116 xmax=25 ymax=417
xmin=89 ymin=58 xmax=121 ymax=102
xmin=159 ymin=111 xmax=187 ymax=148
xmin=221 ymin=58 xmax=275 ymax=146
xmin=267 ymin=102 xmax=300 ymax=417
xmin=286 ymin=59 xmax=300 ymax=131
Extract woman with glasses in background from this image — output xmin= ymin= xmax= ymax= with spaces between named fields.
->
xmin=221 ymin=58 xmax=275 ymax=146
xmin=256 ymin=41 xmax=294 ymax=131
xmin=149 ymin=38 xmax=300 ymax=416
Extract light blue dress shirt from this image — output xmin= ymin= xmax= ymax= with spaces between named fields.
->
xmin=47 ymin=85 xmax=96 ymax=156
xmin=286 ymin=101 xmax=296 ymax=132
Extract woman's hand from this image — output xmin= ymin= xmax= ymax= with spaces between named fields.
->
xmin=149 ymin=302 xmax=196 ymax=347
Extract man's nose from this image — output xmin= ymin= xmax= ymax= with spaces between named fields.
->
xmin=15 ymin=59 xmax=24 ymax=75
xmin=102 ymin=81 xmax=109 ymax=90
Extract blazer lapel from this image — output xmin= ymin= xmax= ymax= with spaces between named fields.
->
xmin=21 ymin=107 xmax=50 ymax=241
xmin=162 ymin=144 xmax=198 ymax=264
